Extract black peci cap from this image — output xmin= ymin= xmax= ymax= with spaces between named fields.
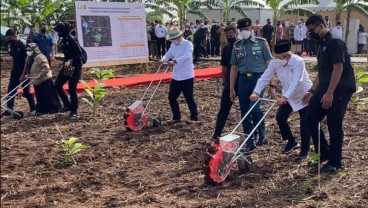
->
xmin=237 ymin=18 xmax=252 ymax=29
xmin=274 ymin=40 xmax=291 ymax=54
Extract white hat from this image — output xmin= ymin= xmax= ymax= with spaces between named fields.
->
xmin=166 ymin=26 xmax=183 ymax=40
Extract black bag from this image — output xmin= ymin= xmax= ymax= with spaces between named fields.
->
xmin=79 ymin=43 xmax=88 ymax=64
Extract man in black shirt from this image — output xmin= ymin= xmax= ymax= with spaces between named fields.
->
xmin=212 ymin=25 xmax=239 ymax=139
xmin=302 ymin=14 xmax=356 ymax=173
xmin=54 ymin=22 xmax=84 ymax=120
xmin=261 ymin=19 xmax=274 ymax=49
xmin=210 ymin=20 xmax=220 ymax=56
xmin=3 ymin=29 xmax=35 ymax=117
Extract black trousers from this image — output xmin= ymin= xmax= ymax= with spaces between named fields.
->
xmin=308 ymin=40 xmax=317 ymax=56
xmin=55 ymin=62 xmax=82 ymax=114
xmin=6 ymin=70 xmax=35 ymax=112
xmin=213 ymin=84 xmax=237 ymax=138
xmin=305 ymin=89 xmax=353 ymax=168
xmin=276 ymin=104 xmax=310 ymax=154
xmin=193 ymin=41 xmax=208 ymax=62
xmin=211 ymin=40 xmax=220 ymax=56
xmin=168 ymin=78 xmax=198 ymax=120
xmin=156 ymin=37 xmax=166 ymax=58
xmin=302 ymin=38 xmax=309 ymax=53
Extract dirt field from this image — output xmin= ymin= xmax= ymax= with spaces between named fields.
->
xmin=1 ymin=58 xmax=368 ymax=208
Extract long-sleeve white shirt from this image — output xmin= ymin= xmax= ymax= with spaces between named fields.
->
xmin=331 ymin=26 xmax=343 ymax=39
xmin=162 ymin=38 xmax=194 ymax=81
xmin=155 ymin=25 xmax=168 ymax=38
xmin=294 ymin=25 xmax=306 ymax=41
xmin=254 ymin=54 xmax=312 ymax=112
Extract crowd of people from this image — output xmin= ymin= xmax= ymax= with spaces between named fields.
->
xmin=160 ymin=14 xmax=356 ymax=174
xmin=146 ymin=15 xmax=367 ymax=62
xmin=3 ymin=21 xmax=84 ymax=120
xmin=3 ymin=13 xmax=360 ymax=174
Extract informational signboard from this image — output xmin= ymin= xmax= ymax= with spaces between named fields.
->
xmin=74 ymin=1 xmax=149 ymax=67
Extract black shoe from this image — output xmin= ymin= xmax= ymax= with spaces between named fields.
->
xmin=256 ymin=137 xmax=268 ymax=146
xmin=322 ymin=164 xmax=338 ymax=173
xmin=2 ymin=110 xmax=11 ymax=116
xmin=282 ymin=142 xmax=300 ymax=154
xmin=296 ymin=152 xmax=308 ymax=161
xmin=59 ymin=107 xmax=71 ymax=113
xmin=241 ymin=143 xmax=256 ymax=153
xmin=69 ymin=113 xmax=78 ymax=120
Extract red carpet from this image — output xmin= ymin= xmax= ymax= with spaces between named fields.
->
xmin=19 ymin=67 xmax=221 ymax=94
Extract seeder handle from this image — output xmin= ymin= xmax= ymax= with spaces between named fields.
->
xmin=143 ymin=64 xmax=170 ymax=114
xmin=1 ymin=77 xmax=36 ymax=107
xmin=231 ymin=98 xmax=276 ymax=162
xmin=140 ymin=64 xmax=169 ymax=102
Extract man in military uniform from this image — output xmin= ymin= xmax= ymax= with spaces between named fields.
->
xmin=302 ymin=14 xmax=356 ymax=173
xmin=229 ymin=18 xmax=273 ymax=151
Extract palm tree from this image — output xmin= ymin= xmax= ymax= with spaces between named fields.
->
xmin=149 ymin=0 xmax=210 ymax=29
xmin=334 ymin=0 xmax=368 ymax=43
xmin=267 ymin=0 xmax=319 ymax=29
xmin=205 ymin=0 xmax=267 ymax=23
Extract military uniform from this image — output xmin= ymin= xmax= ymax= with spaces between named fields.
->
xmin=230 ymin=35 xmax=272 ymax=147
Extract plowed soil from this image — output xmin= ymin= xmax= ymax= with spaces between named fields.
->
xmin=1 ymin=57 xmax=367 ymax=208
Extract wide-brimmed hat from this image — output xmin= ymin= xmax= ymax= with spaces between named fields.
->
xmin=166 ymin=27 xmax=183 ymax=40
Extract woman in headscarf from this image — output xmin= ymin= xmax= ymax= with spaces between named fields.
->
xmin=20 ymin=43 xmax=61 ymax=116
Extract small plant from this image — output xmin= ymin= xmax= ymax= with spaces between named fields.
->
xmin=80 ymin=80 xmax=107 ymax=116
xmin=91 ymin=68 xmax=114 ymax=82
xmin=57 ymin=137 xmax=87 ymax=165
xmin=301 ymin=180 xmax=313 ymax=194
xmin=309 ymin=153 xmax=320 ymax=165
xmin=352 ymin=69 xmax=368 ymax=104
xmin=308 ymin=61 xmax=318 ymax=71
xmin=80 ymin=68 xmax=114 ymax=117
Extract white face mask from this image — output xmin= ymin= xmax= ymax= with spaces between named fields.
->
xmin=275 ymin=59 xmax=288 ymax=67
xmin=241 ymin=30 xmax=251 ymax=39
xmin=171 ymin=39 xmax=180 ymax=45
xmin=26 ymin=51 xmax=34 ymax=56
xmin=200 ymin=23 xmax=204 ymax=26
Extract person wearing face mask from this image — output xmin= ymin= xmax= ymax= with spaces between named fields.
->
xmin=184 ymin=26 xmax=193 ymax=40
xmin=193 ymin=20 xmax=208 ymax=63
xmin=54 ymin=22 xmax=85 ymax=120
xmin=261 ymin=19 xmax=274 ymax=50
xmin=331 ymin=21 xmax=343 ymax=39
xmin=20 ymin=43 xmax=61 ymax=116
xmin=154 ymin=20 xmax=168 ymax=59
xmin=357 ymin=24 xmax=367 ymax=54
xmin=250 ymin=41 xmax=312 ymax=160
xmin=325 ymin=16 xmax=332 ymax=31
xmin=302 ymin=14 xmax=356 ymax=173
xmin=162 ymin=27 xmax=198 ymax=124
xmin=229 ymin=18 xmax=274 ymax=152
xmin=212 ymin=25 xmax=239 ymax=140
xmin=210 ymin=20 xmax=221 ymax=56
xmin=293 ymin=21 xmax=305 ymax=55
xmin=3 ymin=29 xmax=36 ymax=117
xmin=32 ymin=22 xmax=55 ymax=66
xmin=218 ymin=23 xmax=228 ymax=52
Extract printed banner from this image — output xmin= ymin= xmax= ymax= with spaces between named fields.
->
xmin=75 ymin=1 xmax=149 ymax=67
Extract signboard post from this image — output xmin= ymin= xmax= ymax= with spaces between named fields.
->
xmin=74 ymin=1 xmax=149 ymax=67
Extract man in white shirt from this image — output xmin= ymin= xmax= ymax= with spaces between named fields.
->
xmin=162 ymin=27 xmax=198 ymax=123
xmin=293 ymin=21 xmax=305 ymax=55
xmin=331 ymin=21 xmax=343 ymax=39
xmin=250 ymin=41 xmax=312 ymax=160
xmin=154 ymin=21 xmax=168 ymax=59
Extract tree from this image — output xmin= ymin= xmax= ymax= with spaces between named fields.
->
xmin=266 ymin=0 xmax=318 ymax=48
xmin=205 ymin=0 xmax=267 ymax=23
xmin=149 ymin=0 xmax=209 ymax=29
xmin=334 ymin=0 xmax=368 ymax=43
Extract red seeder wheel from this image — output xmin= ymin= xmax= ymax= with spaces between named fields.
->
xmin=124 ymin=103 xmax=149 ymax=131
xmin=203 ymin=142 xmax=235 ymax=184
